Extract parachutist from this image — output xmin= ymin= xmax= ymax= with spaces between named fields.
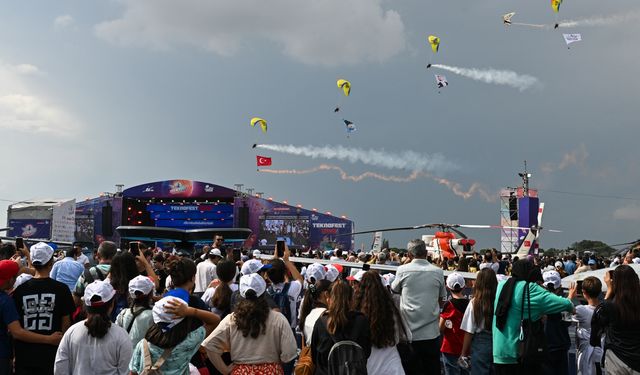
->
xmin=427 ymin=63 xmax=432 ymax=68
xmin=252 ymin=144 xmax=257 ymax=149
xmin=554 ymin=23 xmax=559 ymax=29
xmin=334 ymin=107 xmax=340 ymax=113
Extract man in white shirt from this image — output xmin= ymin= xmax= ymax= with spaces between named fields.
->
xmin=194 ymin=248 xmax=222 ymax=297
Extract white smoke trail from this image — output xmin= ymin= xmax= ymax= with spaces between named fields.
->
xmin=431 ymin=64 xmax=540 ymax=91
xmin=510 ymin=22 xmax=548 ymax=29
xmin=559 ymin=12 xmax=640 ymax=28
xmin=259 ymin=164 xmax=496 ymax=202
xmin=256 ymin=144 xmax=458 ymax=173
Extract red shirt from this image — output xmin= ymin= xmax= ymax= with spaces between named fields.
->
xmin=440 ymin=298 xmax=469 ymax=355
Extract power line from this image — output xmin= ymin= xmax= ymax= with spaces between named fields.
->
xmin=538 ymin=189 xmax=640 ymax=202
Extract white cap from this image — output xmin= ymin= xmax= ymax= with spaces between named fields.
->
xmin=13 ymin=273 xmax=33 ymax=290
xmin=446 ymin=272 xmax=465 ymax=291
xmin=382 ymin=273 xmax=396 ymax=287
xmin=252 ymin=249 xmax=261 ymax=257
xmin=153 ymin=296 xmax=185 ymax=331
xmin=128 ymin=275 xmax=155 ymax=298
xmin=543 ymin=270 xmax=562 ymax=290
xmin=240 ymin=259 xmax=272 ymax=275
xmin=306 ymin=263 xmax=326 ymax=283
xmin=325 ymin=264 xmax=343 ymax=283
xmin=30 ymin=242 xmax=54 ymax=266
xmin=555 ymin=261 xmax=564 ymax=269
xmin=83 ymin=280 xmax=117 ymax=307
xmin=209 ymin=248 xmax=223 ymax=257
xmin=347 ymin=270 xmax=365 ymax=282
xmin=633 ymin=257 xmax=640 ymax=264
xmin=239 ymin=273 xmax=267 ymax=298
xmin=479 ymin=263 xmax=490 ymax=270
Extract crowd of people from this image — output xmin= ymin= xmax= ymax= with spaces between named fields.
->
xmin=0 ymin=236 xmax=637 ymax=375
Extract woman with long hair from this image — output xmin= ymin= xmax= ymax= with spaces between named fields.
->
xmin=115 ymin=275 xmax=155 ymax=348
xmin=298 ymin=278 xmax=332 ymax=346
xmin=54 ymin=280 xmax=132 ymax=374
xmin=460 ymin=268 xmax=498 ymax=375
xmin=108 ymin=251 xmax=140 ymax=321
xmin=311 ymin=280 xmax=371 ymax=375
xmin=203 ymin=273 xmax=297 ymax=374
xmin=202 ymin=260 xmax=238 ymax=319
xmin=353 ymin=271 xmax=405 ymax=375
xmin=591 ymin=265 xmax=640 ymax=372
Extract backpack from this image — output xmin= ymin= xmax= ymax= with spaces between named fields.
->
xmin=72 ymin=266 xmax=107 ymax=323
xmin=323 ymin=317 xmax=367 ymax=375
xmin=140 ymin=339 xmax=173 ymax=375
xmin=267 ymin=282 xmax=293 ymax=324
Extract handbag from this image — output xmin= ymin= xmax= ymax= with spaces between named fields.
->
xmin=294 ymin=333 xmax=315 ymax=375
xmin=517 ymin=282 xmax=547 ymax=365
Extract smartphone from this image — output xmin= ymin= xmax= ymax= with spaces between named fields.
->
xmin=15 ymin=237 xmax=24 ymax=250
xmin=232 ymin=249 xmax=242 ymax=262
xmin=129 ymin=242 xmax=140 ymax=256
xmin=362 ymin=263 xmax=370 ymax=271
xmin=576 ymin=280 xmax=583 ymax=295
xmin=276 ymin=240 xmax=286 ymax=257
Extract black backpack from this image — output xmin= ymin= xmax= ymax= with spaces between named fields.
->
xmin=518 ymin=282 xmax=547 ymax=365
xmin=267 ymin=283 xmax=293 ymax=324
xmin=323 ymin=317 xmax=368 ymax=375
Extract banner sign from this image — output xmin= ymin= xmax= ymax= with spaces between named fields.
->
xmin=8 ymin=219 xmax=51 ymax=239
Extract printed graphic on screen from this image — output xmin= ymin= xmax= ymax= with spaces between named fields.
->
xmin=258 ymin=215 xmax=309 ymax=248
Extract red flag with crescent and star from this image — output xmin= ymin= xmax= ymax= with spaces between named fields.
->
xmin=256 ymin=155 xmax=272 ymax=167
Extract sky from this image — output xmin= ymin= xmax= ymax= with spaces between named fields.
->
xmin=1 ymin=0 xmax=639 ymax=251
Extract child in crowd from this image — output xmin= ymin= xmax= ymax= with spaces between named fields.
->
xmin=440 ymin=272 xmax=470 ymax=375
xmin=542 ymin=270 xmax=572 ymax=375
xmin=568 ymin=276 xmax=602 ymax=375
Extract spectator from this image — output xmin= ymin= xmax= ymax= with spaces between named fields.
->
xmin=493 ymin=260 xmax=573 ymax=375
xmin=574 ymin=257 xmax=590 ymax=274
xmin=266 ymin=244 xmax=304 ymax=329
xmin=12 ymin=242 xmax=75 ymax=375
xmin=591 ymin=265 xmax=640 ymax=373
xmin=115 ymin=275 xmax=155 ymax=348
xmin=440 ymin=272 xmax=470 ymax=375
xmin=391 ymin=239 xmax=446 ymax=375
xmin=129 ymin=295 xmax=207 ymax=375
xmin=202 ymin=259 xmax=237 ymax=318
xmin=108 ymin=252 xmax=141 ymax=322
xmin=564 ymin=255 xmax=576 ymax=275
xmin=152 ymin=253 xmax=168 ymax=295
xmin=541 ymin=270 xmax=571 ymax=375
xmin=460 ymin=268 xmax=498 ymax=375
xmin=73 ymin=241 xmax=117 ymax=307
xmin=194 ymin=248 xmax=223 ymax=297
xmin=73 ymin=245 xmax=90 ymax=268
xmin=554 ymin=261 xmax=567 ymax=278
xmin=203 ymin=274 xmax=297 ymax=374
xmin=353 ymin=271 xmax=406 ymax=375
xmin=567 ymin=276 xmax=602 ymax=375
xmin=298 ymin=279 xmax=332 ymax=346
xmin=311 ymin=280 xmax=371 ymax=375
xmin=54 ymin=280 xmax=133 ymax=374
xmin=51 ymin=247 xmax=85 ymax=292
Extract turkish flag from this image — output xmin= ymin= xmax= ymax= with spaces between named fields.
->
xmin=256 ymin=155 xmax=272 ymax=167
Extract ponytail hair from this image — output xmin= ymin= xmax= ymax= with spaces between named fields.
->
xmin=299 ymin=279 xmax=331 ymax=332
xmin=211 ymin=260 xmax=236 ymax=312
xmin=84 ymin=297 xmax=114 ymax=338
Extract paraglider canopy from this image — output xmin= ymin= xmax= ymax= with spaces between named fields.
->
xmin=503 ymin=12 xmax=515 ymax=24
xmin=428 ymin=35 xmax=440 ymax=53
xmin=337 ymin=79 xmax=351 ymax=96
xmin=551 ymin=0 xmax=562 ymax=13
xmin=250 ymin=117 xmax=268 ymax=133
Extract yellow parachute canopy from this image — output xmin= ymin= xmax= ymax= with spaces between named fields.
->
xmin=428 ymin=35 xmax=440 ymax=53
xmin=551 ymin=0 xmax=562 ymax=13
xmin=250 ymin=117 xmax=267 ymax=133
xmin=337 ymin=79 xmax=351 ymax=96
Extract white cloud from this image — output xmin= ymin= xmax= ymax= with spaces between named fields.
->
xmin=613 ymin=205 xmax=640 ymax=220
xmin=94 ymin=0 xmax=406 ymax=66
xmin=54 ymin=15 xmax=74 ymax=30
xmin=0 ymin=61 xmax=80 ymax=136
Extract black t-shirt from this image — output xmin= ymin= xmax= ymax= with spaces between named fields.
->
xmin=12 ymin=277 xmax=75 ymax=374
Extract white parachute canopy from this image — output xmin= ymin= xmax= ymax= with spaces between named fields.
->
xmin=563 ymin=33 xmax=582 ymax=45
xmin=435 ymin=74 xmax=448 ymax=88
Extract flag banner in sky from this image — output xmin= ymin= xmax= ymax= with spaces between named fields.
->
xmin=256 ymin=155 xmax=272 ymax=166
xmin=435 ymin=74 xmax=449 ymax=88
xmin=563 ymin=33 xmax=582 ymax=45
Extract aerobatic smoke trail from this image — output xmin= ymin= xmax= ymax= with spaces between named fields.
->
xmin=511 ymin=22 xmax=547 ymax=29
xmin=431 ymin=64 xmax=540 ymax=91
xmin=255 ymin=144 xmax=458 ymax=173
xmin=559 ymin=12 xmax=640 ymax=28
xmin=259 ymin=164 xmax=496 ymax=202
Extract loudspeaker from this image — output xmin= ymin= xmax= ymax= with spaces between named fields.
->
xmin=509 ymin=194 xmax=518 ymax=221
xmin=102 ymin=205 xmax=113 ymax=237
xmin=237 ymin=206 xmax=249 ymax=228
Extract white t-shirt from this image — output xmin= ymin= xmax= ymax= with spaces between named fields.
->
xmin=270 ymin=280 xmax=302 ymax=329
xmin=76 ymin=253 xmax=90 ymax=267
xmin=202 ymin=283 xmax=239 ymax=307
xmin=304 ymin=307 xmax=326 ymax=346
xmin=460 ymin=298 xmax=487 ymax=334
xmin=195 ymin=259 xmax=217 ymax=293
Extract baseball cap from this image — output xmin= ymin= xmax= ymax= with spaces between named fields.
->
xmin=382 ymin=273 xmax=396 ymax=287
xmin=153 ymin=296 xmax=186 ymax=332
xmin=128 ymin=275 xmax=155 ymax=298
xmin=0 ymin=260 xmax=20 ymax=287
xmin=83 ymin=280 xmax=117 ymax=307
xmin=446 ymin=272 xmax=465 ymax=291
xmin=555 ymin=261 xmax=564 ymax=269
xmin=543 ymin=270 xmax=562 ymax=289
xmin=30 ymin=242 xmax=54 ymax=266
xmin=325 ymin=264 xmax=342 ymax=282
xmin=209 ymin=248 xmax=223 ymax=257
xmin=633 ymin=257 xmax=640 ymax=264
xmin=239 ymin=273 xmax=267 ymax=298
xmin=13 ymin=273 xmax=32 ymax=289
xmin=252 ymin=249 xmax=261 ymax=258
xmin=588 ymin=259 xmax=596 ymax=265
xmin=241 ymin=259 xmax=272 ymax=275
xmin=306 ymin=263 xmax=327 ymax=283
xmin=346 ymin=270 xmax=366 ymax=282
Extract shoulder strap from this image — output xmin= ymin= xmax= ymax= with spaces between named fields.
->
xmin=83 ymin=267 xmax=95 ymax=284
xmin=126 ymin=306 xmax=151 ymax=333
xmin=152 ymin=347 xmax=173 ymax=370
xmin=142 ymin=339 xmax=153 ymax=370
xmin=520 ymin=282 xmax=527 ymax=322
xmin=143 ymin=339 xmax=173 ymax=372
xmin=94 ymin=266 xmax=105 ymax=281
xmin=282 ymin=282 xmax=291 ymax=295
